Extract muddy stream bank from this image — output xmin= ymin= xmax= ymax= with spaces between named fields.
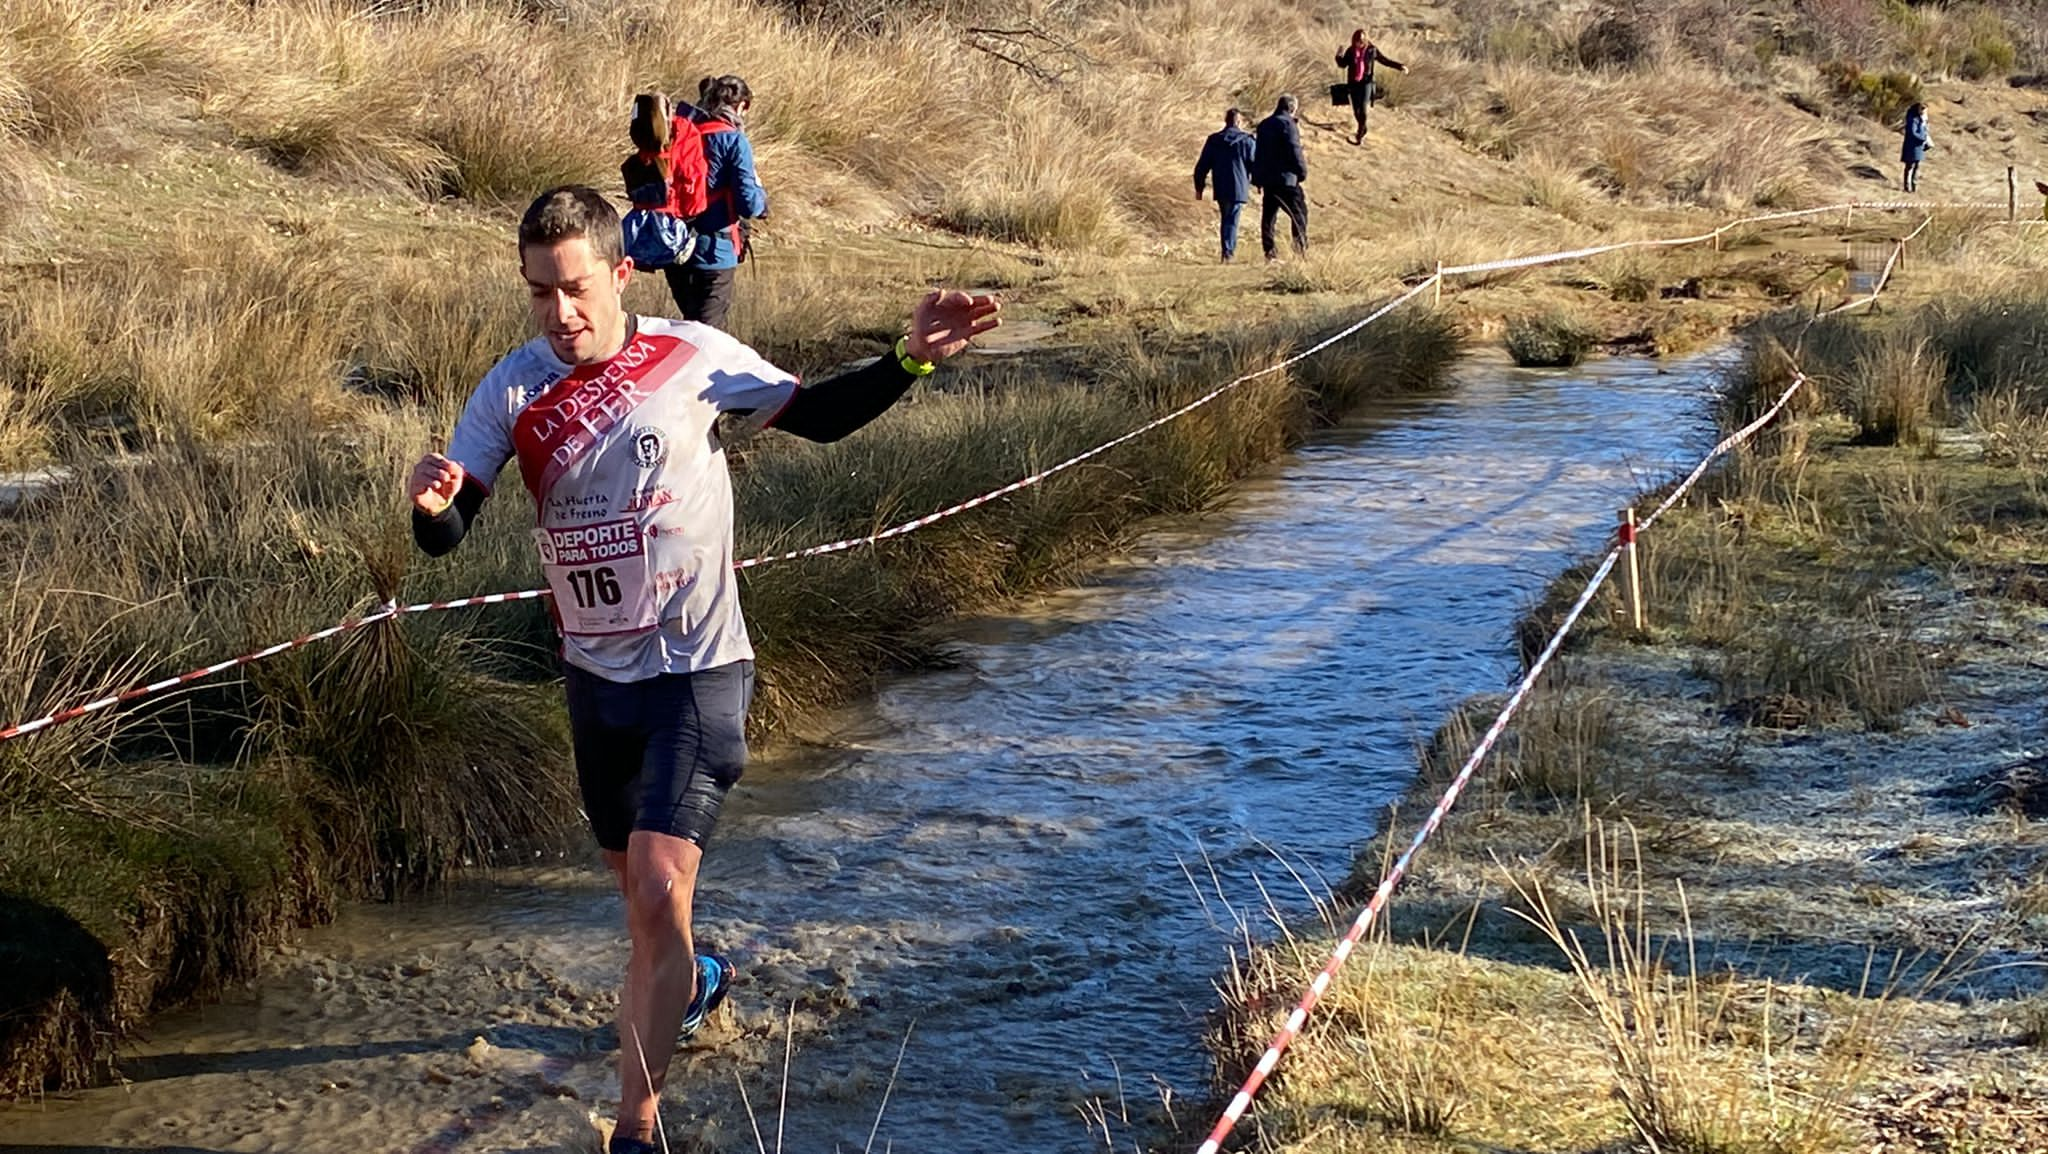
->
xmin=1 ymin=351 xmax=1720 ymax=1154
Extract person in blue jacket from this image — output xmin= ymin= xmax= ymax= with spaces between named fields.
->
xmin=1900 ymin=102 xmax=1929 ymax=193
xmin=669 ymin=75 xmax=768 ymax=331
xmin=1194 ymin=108 xmax=1258 ymax=262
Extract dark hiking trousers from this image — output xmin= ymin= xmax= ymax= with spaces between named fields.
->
xmin=1261 ymin=185 xmax=1308 ymax=258
xmin=665 ymin=265 xmax=738 ymax=330
xmin=1350 ymin=80 xmax=1375 ymax=137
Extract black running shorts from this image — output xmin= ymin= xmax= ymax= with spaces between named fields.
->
xmin=563 ymin=660 xmax=754 ymax=851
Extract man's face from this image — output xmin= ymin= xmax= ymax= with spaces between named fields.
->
xmin=522 ymin=237 xmax=631 ymax=365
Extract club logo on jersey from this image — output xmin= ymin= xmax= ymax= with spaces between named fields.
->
xmin=630 ymin=426 xmax=669 ymax=468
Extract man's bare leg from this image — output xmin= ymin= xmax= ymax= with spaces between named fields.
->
xmin=612 ymin=831 xmax=702 ymax=1145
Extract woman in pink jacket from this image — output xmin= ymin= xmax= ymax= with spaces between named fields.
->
xmin=1336 ymin=29 xmax=1406 ymax=146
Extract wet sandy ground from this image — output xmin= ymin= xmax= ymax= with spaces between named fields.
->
xmin=0 ymin=353 xmax=1720 ymax=1154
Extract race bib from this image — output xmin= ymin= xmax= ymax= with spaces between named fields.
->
xmin=534 ymin=519 xmax=657 ymax=636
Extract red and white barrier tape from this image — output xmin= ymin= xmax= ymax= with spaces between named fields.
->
xmin=0 ymin=201 xmax=1964 ymax=748
xmin=0 ymin=283 xmax=1437 ymax=744
xmin=1192 ymin=370 xmax=1824 ymax=1151
xmin=1191 ymin=208 xmax=1938 ymax=1154
xmin=1193 ymin=544 xmax=1620 ymax=1154
xmin=735 ymin=279 xmax=1438 ymax=569
xmin=1440 ymin=200 xmax=1983 ymax=279
xmin=0 ymin=607 xmax=397 ymax=741
xmin=0 ymin=589 xmax=554 ymax=742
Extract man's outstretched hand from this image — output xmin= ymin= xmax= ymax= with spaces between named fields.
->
xmin=905 ymin=290 xmax=1001 ymax=363
xmin=409 ymin=452 xmax=465 ymax=516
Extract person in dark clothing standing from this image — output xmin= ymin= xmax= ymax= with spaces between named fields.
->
xmin=1194 ymin=108 xmax=1258 ymax=262
xmin=1900 ymin=102 xmax=1929 ymax=192
xmin=668 ymin=75 xmax=767 ymax=331
xmin=1335 ymin=30 xmax=1405 ymax=145
xmin=1253 ymin=95 xmax=1309 ymax=260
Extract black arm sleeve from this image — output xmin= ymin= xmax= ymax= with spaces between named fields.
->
xmin=411 ymin=475 xmax=490 ymax=558
xmin=769 ymin=352 xmax=920 ymax=444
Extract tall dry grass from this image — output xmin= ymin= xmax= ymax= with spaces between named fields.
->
xmin=1451 ymin=0 xmax=2038 ymax=80
xmin=0 ymin=0 xmax=1299 ymax=235
xmin=1734 ymin=289 xmax=2048 ymax=443
xmin=1403 ymin=56 xmax=1832 ymax=210
xmin=1513 ymin=824 xmax=1896 ymax=1154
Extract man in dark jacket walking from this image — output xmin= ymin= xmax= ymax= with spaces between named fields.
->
xmin=1194 ymin=108 xmax=1258 ymax=262
xmin=1254 ymin=95 xmax=1309 ymax=260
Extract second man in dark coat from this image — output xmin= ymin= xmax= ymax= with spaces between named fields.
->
xmin=1254 ymin=94 xmax=1309 ymax=261
xmin=1194 ymin=107 xmax=1258 ymax=262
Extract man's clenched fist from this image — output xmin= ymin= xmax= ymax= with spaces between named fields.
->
xmin=410 ymin=453 xmax=465 ymax=516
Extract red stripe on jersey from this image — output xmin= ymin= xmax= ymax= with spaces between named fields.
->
xmin=511 ymin=333 xmax=700 ymax=502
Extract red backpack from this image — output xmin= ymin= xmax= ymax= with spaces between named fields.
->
xmin=625 ymin=93 xmax=714 ymax=220
xmin=664 ymin=113 xmax=713 ymax=219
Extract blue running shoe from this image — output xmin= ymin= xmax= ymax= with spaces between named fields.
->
xmin=608 ymin=1135 xmax=662 ymax=1154
xmin=678 ymin=953 xmax=733 ymax=1038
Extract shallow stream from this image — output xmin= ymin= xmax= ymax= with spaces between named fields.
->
xmin=1 ymin=351 xmax=1719 ymax=1154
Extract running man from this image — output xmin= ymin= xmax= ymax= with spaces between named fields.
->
xmin=407 ymin=185 xmax=998 ymax=1154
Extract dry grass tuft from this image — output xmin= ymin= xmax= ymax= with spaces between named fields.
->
xmin=1497 ymin=677 xmax=1624 ymax=803
xmin=1709 ymin=601 xmax=1932 ymax=731
xmin=1264 ymin=241 xmax=1397 ymax=297
xmin=1505 ymin=308 xmax=1597 ymax=367
xmin=1585 ymin=247 xmax=1659 ymax=302
xmin=2018 ymin=995 xmax=2048 ymax=1048
xmin=1847 ymin=332 xmax=1946 ymax=446
xmin=1971 ymin=389 xmax=2048 ymax=469
xmin=1513 ymin=824 xmax=1895 ymax=1154
xmin=1518 ymin=148 xmax=1601 ymax=221
xmin=1325 ymin=954 xmax=1475 ymax=1136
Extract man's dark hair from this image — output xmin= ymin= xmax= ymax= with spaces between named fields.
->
xmin=519 ymin=186 xmax=623 ymax=267
xmin=1275 ymin=93 xmax=1298 ymax=116
xmin=1224 ymin=107 xmax=1240 ymax=126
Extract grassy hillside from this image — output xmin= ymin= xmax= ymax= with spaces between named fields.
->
xmin=1 ymin=0 xmax=2044 ymax=1102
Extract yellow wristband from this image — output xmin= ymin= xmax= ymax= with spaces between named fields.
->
xmin=895 ymin=336 xmax=936 ymax=377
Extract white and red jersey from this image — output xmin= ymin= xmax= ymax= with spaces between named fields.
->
xmin=445 ymin=317 xmax=798 ymax=682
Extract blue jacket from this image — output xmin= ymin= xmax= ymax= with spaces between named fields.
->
xmin=688 ymin=113 xmax=768 ymax=270
xmin=1901 ymin=109 xmax=1929 ymax=164
xmin=1195 ymin=126 xmax=1258 ymax=205
xmin=1253 ymin=113 xmax=1307 ymax=190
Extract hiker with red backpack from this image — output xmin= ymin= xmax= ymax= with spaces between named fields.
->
xmin=623 ymin=76 xmax=767 ymax=331
xmin=621 ymin=93 xmax=693 ymax=273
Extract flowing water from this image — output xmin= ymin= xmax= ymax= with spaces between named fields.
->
xmin=1 ymin=351 xmax=1721 ymax=1154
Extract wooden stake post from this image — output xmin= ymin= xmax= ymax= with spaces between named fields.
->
xmin=2012 ymin=166 xmax=2022 ymax=223
xmin=1619 ymin=508 xmax=1645 ymax=633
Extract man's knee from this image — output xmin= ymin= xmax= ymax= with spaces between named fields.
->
xmin=624 ymin=833 xmax=701 ymax=935
xmin=626 ymin=872 xmax=687 ymax=934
